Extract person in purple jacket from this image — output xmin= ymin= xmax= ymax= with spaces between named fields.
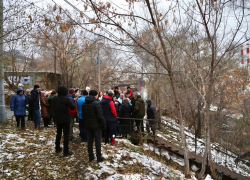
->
xmin=10 ymin=87 xmax=28 ymax=130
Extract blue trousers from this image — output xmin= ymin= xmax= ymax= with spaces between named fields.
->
xmin=79 ymin=118 xmax=88 ymax=141
xmin=33 ymin=110 xmax=41 ymax=128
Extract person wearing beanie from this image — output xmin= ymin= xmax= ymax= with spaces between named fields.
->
xmin=76 ymin=90 xmax=88 ymax=142
xmin=82 ymin=89 xmax=106 ymax=163
xmin=30 ymin=84 xmax=41 ymax=129
xmin=125 ymin=86 xmax=133 ymax=98
xmin=34 ymin=85 xmax=40 ymax=89
xmin=114 ymin=87 xmax=120 ymax=99
xmin=89 ymin=90 xmax=100 ymax=101
xmin=100 ymin=90 xmax=117 ymax=144
xmin=89 ymin=89 xmax=98 ymax=96
xmin=132 ymin=94 xmax=145 ymax=132
xmin=10 ymin=87 xmax=28 ymax=130
xmin=52 ymin=85 xmax=75 ymax=156
xmin=47 ymin=90 xmax=57 ymax=126
xmin=40 ymin=91 xmax=50 ymax=128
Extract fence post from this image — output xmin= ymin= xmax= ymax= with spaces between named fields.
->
xmin=130 ymin=118 xmax=131 ymax=134
xmin=195 ymin=133 xmax=197 ymax=154
xmin=225 ymin=149 xmax=227 ymax=167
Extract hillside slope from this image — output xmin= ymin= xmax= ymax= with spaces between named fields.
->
xmin=0 ymin=120 xmax=203 ymax=180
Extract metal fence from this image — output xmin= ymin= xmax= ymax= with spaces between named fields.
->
xmin=116 ymin=116 xmax=250 ymax=167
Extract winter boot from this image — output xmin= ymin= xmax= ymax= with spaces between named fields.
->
xmin=97 ymin=157 xmax=105 ymax=163
xmin=111 ymin=135 xmax=115 ymax=145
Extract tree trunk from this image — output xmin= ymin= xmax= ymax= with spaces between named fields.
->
xmin=145 ymin=0 xmax=190 ymax=175
xmin=169 ymin=72 xmax=190 ymax=176
xmin=198 ymin=72 xmax=217 ymax=180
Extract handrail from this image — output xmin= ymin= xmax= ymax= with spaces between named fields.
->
xmin=116 ymin=116 xmax=250 ymax=165
xmin=155 ymin=116 xmax=250 ymax=166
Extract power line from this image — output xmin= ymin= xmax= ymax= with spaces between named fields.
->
xmin=63 ymin=0 xmax=121 ymax=43
xmin=61 ymin=0 xmax=160 ymax=65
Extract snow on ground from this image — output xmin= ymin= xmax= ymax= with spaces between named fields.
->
xmin=205 ymin=174 xmax=213 ymax=180
xmin=159 ymin=116 xmax=250 ymax=178
xmin=0 ymin=121 xmax=199 ymax=179
xmin=80 ymin=138 xmax=198 ymax=180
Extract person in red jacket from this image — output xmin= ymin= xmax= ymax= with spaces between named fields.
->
xmin=66 ymin=88 xmax=77 ymax=141
xmin=100 ymin=90 xmax=117 ymax=144
xmin=125 ymin=86 xmax=133 ymax=98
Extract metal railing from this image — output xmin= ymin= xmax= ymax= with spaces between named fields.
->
xmin=116 ymin=116 xmax=250 ymax=167
xmin=155 ymin=116 xmax=250 ymax=167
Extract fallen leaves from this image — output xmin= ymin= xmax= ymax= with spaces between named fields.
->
xmin=0 ymin=122 xmax=89 ymax=179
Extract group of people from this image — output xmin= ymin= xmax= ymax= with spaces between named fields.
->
xmin=11 ymin=85 xmax=57 ymax=130
xmin=10 ymin=85 xmax=156 ymax=162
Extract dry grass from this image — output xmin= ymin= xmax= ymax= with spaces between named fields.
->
xmin=0 ymin=120 xmax=193 ymax=179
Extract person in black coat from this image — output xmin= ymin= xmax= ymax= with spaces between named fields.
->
xmin=118 ymin=98 xmax=132 ymax=135
xmin=146 ymin=99 xmax=156 ymax=135
xmin=113 ymin=96 xmax=121 ymax=115
xmin=130 ymin=92 xmax=136 ymax=108
xmin=82 ymin=90 xmax=106 ymax=163
xmin=29 ymin=85 xmax=41 ymax=129
xmin=101 ymin=90 xmax=117 ymax=144
xmin=114 ymin=86 xmax=120 ymax=99
xmin=52 ymin=85 xmax=75 ymax=156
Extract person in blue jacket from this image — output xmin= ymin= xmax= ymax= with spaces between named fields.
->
xmin=76 ymin=89 xmax=88 ymax=142
xmin=10 ymin=87 xmax=28 ymax=130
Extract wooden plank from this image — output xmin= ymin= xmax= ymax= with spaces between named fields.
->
xmin=146 ymin=134 xmax=250 ymax=180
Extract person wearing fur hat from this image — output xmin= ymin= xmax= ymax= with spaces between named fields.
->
xmin=82 ymin=89 xmax=106 ymax=163
xmin=40 ymin=91 xmax=50 ymax=128
xmin=52 ymin=85 xmax=75 ymax=156
xmin=76 ymin=89 xmax=88 ymax=142
xmin=10 ymin=87 xmax=28 ymax=130
xmin=30 ymin=85 xmax=41 ymax=129
xmin=101 ymin=90 xmax=117 ymax=144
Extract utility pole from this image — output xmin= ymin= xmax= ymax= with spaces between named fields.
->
xmin=0 ymin=0 xmax=6 ymax=122
xmin=97 ymin=43 xmax=103 ymax=92
xmin=98 ymin=44 xmax=100 ymax=92
xmin=141 ymin=59 xmax=144 ymax=99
